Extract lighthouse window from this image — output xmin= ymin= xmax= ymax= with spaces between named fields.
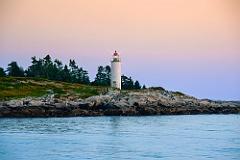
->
xmin=113 ymin=81 xmax=116 ymax=83
xmin=113 ymin=58 xmax=119 ymax=62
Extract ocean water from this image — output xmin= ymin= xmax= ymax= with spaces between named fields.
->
xmin=0 ymin=115 xmax=239 ymax=160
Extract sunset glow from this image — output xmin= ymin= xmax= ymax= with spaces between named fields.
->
xmin=0 ymin=0 xmax=239 ymax=100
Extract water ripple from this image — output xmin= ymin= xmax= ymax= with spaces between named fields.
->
xmin=0 ymin=115 xmax=240 ymax=160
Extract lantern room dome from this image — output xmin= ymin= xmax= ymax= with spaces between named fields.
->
xmin=113 ymin=50 xmax=118 ymax=56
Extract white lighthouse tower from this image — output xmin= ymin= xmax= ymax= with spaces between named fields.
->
xmin=111 ymin=50 xmax=121 ymax=89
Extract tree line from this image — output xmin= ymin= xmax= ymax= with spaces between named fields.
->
xmin=0 ymin=55 xmax=146 ymax=90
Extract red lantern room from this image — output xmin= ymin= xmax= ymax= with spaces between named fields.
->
xmin=113 ymin=50 xmax=118 ymax=56
xmin=111 ymin=50 xmax=121 ymax=62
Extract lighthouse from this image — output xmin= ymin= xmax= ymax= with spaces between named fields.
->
xmin=111 ymin=50 xmax=121 ymax=89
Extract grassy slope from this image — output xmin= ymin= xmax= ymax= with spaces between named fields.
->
xmin=0 ymin=77 xmax=109 ymax=101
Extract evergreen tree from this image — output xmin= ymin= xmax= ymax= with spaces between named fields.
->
xmin=26 ymin=55 xmax=89 ymax=84
xmin=92 ymin=66 xmax=104 ymax=86
xmin=42 ymin=55 xmax=54 ymax=79
xmin=61 ymin=65 xmax=71 ymax=82
xmin=53 ymin=59 xmax=64 ymax=81
xmin=77 ymin=67 xmax=90 ymax=84
xmin=69 ymin=59 xmax=78 ymax=83
xmin=6 ymin=61 xmax=24 ymax=77
xmin=92 ymin=65 xmax=111 ymax=86
xmin=134 ymin=80 xmax=141 ymax=89
xmin=105 ymin=65 xmax=111 ymax=86
xmin=121 ymin=75 xmax=134 ymax=90
xmin=25 ymin=56 xmax=44 ymax=77
xmin=69 ymin=59 xmax=90 ymax=84
xmin=142 ymin=84 xmax=146 ymax=89
xmin=26 ymin=55 xmax=65 ymax=81
xmin=0 ymin=67 xmax=6 ymax=77
xmin=54 ymin=59 xmax=63 ymax=71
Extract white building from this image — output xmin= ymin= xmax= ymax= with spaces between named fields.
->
xmin=111 ymin=50 xmax=121 ymax=89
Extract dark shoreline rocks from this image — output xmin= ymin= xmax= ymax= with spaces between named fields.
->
xmin=1 ymin=90 xmax=239 ymax=118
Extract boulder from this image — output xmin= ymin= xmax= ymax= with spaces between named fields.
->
xmin=28 ymin=100 xmax=45 ymax=106
xmin=7 ymin=100 xmax=23 ymax=107
xmin=78 ymin=102 xmax=92 ymax=109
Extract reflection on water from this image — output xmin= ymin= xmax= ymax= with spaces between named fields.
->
xmin=0 ymin=115 xmax=240 ymax=160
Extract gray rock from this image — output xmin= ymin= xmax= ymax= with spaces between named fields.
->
xmin=7 ymin=100 xmax=23 ymax=107
xmin=28 ymin=100 xmax=45 ymax=106
xmin=1 ymin=89 xmax=240 ymax=117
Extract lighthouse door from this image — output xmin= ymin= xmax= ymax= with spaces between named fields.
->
xmin=112 ymin=81 xmax=117 ymax=88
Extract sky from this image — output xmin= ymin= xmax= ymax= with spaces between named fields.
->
xmin=0 ymin=0 xmax=239 ymax=100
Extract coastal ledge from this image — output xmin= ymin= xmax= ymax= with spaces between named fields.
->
xmin=1 ymin=90 xmax=239 ymax=118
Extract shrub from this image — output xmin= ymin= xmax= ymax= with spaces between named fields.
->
xmin=149 ymin=86 xmax=166 ymax=91
xmin=173 ymin=91 xmax=185 ymax=96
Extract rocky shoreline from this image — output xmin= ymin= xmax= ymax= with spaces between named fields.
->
xmin=0 ymin=90 xmax=239 ymax=117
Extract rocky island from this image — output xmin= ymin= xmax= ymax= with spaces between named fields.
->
xmin=1 ymin=54 xmax=239 ymax=118
xmin=0 ymin=77 xmax=239 ymax=117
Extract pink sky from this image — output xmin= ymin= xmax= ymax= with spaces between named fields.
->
xmin=0 ymin=0 xmax=239 ymax=100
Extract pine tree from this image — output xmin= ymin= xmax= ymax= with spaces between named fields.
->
xmin=53 ymin=59 xmax=64 ymax=81
xmin=25 ymin=56 xmax=44 ymax=77
xmin=92 ymin=65 xmax=111 ymax=86
xmin=0 ymin=67 xmax=6 ymax=77
xmin=69 ymin=59 xmax=78 ymax=83
xmin=42 ymin=55 xmax=55 ymax=79
xmin=121 ymin=75 xmax=134 ymax=90
xmin=142 ymin=84 xmax=146 ymax=89
xmin=61 ymin=65 xmax=71 ymax=82
xmin=77 ymin=67 xmax=90 ymax=84
xmin=6 ymin=61 xmax=24 ymax=77
xmin=134 ymin=80 xmax=141 ymax=89
xmin=105 ymin=65 xmax=111 ymax=86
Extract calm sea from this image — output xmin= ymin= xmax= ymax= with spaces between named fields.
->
xmin=0 ymin=115 xmax=239 ymax=160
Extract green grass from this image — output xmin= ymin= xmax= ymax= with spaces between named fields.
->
xmin=0 ymin=77 xmax=110 ymax=101
xmin=0 ymin=79 xmax=50 ymax=100
xmin=74 ymin=87 xmax=99 ymax=99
